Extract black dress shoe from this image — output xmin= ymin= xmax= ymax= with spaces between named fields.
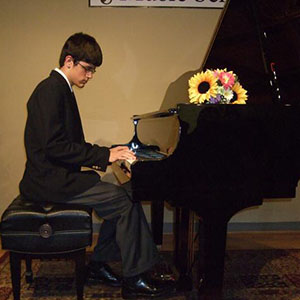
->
xmin=86 ymin=261 xmax=122 ymax=287
xmin=122 ymin=271 xmax=175 ymax=299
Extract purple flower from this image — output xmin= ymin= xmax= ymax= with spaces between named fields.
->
xmin=209 ymin=94 xmax=221 ymax=104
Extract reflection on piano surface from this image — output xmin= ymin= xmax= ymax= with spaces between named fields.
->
xmin=112 ymin=0 xmax=300 ymax=297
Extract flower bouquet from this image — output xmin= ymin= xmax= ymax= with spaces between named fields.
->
xmin=188 ymin=68 xmax=248 ymax=104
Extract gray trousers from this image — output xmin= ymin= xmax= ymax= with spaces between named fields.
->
xmin=67 ymin=180 xmax=160 ymax=277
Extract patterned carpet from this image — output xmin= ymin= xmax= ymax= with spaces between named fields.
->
xmin=1 ymin=249 xmax=300 ymax=300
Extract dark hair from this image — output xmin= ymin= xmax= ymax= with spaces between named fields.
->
xmin=59 ymin=32 xmax=103 ymax=67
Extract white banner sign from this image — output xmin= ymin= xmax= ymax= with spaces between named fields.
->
xmin=89 ymin=0 xmax=226 ymax=8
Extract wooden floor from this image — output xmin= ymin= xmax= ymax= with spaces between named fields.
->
xmin=161 ymin=231 xmax=300 ymax=251
xmin=2 ymin=231 xmax=300 ymax=260
xmin=226 ymin=231 xmax=300 ymax=250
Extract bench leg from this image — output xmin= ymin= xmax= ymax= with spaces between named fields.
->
xmin=74 ymin=249 xmax=86 ymax=300
xmin=9 ymin=252 xmax=21 ymax=300
xmin=25 ymin=256 xmax=33 ymax=283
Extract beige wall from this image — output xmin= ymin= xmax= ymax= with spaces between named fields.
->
xmin=0 ymin=0 xmax=299 ymax=227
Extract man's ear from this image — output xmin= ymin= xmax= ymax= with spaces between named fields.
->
xmin=64 ymin=55 xmax=74 ymax=69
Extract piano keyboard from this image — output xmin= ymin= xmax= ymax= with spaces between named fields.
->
xmin=111 ymin=148 xmax=167 ymax=185
xmin=133 ymin=148 xmax=167 ymax=160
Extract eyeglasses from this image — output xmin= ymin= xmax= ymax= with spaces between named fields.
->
xmin=77 ymin=62 xmax=96 ymax=74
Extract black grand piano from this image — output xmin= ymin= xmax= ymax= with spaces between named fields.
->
xmin=112 ymin=0 xmax=300 ymax=296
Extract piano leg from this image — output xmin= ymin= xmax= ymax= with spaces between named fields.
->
xmin=196 ymin=212 xmax=230 ymax=298
xmin=173 ymin=208 xmax=231 ymax=298
xmin=174 ymin=207 xmax=195 ymax=291
xmin=150 ymin=200 xmax=164 ymax=245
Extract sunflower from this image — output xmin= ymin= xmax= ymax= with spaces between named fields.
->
xmin=231 ymin=82 xmax=248 ymax=104
xmin=188 ymin=70 xmax=218 ymax=104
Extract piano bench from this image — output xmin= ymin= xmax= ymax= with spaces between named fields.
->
xmin=0 ymin=195 xmax=93 ymax=300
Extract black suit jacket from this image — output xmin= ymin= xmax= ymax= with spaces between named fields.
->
xmin=19 ymin=70 xmax=110 ymax=202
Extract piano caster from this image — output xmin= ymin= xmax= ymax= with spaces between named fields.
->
xmin=175 ymin=274 xmax=193 ymax=292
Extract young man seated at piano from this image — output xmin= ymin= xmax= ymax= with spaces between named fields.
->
xmin=19 ymin=32 xmax=175 ymax=299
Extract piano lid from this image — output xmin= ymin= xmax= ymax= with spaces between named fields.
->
xmin=203 ymin=0 xmax=300 ymax=105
